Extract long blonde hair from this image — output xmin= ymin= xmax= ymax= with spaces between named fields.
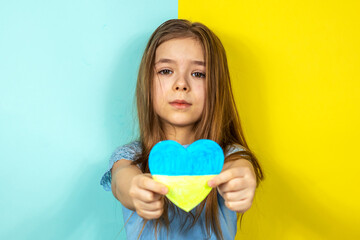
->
xmin=132 ymin=19 xmax=264 ymax=240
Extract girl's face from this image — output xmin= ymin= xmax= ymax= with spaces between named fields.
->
xmin=153 ymin=37 xmax=206 ymax=129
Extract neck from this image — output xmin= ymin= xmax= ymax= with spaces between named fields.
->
xmin=162 ymin=123 xmax=195 ymax=145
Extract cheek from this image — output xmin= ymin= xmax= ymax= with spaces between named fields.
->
xmin=154 ymin=78 xmax=168 ymax=94
xmin=194 ymin=82 xmax=206 ymax=105
xmin=153 ymin=80 xmax=168 ymax=107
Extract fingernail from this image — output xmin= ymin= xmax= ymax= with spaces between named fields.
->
xmin=162 ymin=187 xmax=168 ymax=194
xmin=208 ymin=180 xmax=214 ymax=187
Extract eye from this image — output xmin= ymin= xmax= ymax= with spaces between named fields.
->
xmin=192 ymin=72 xmax=206 ymax=78
xmin=158 ymin=69 xmax=173 ymax=75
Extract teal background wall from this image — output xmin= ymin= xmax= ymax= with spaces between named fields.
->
xmin=0 ymin=1 xmax=177 ymax=239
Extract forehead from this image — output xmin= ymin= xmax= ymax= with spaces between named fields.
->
xmin=155 ymin=37 xmax=205 ymax=63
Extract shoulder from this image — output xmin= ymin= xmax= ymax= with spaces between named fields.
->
xmin=110 ymin=140 xmax=142 ymax=162
xmin=224 ymin=143 xmax=247 ymax=157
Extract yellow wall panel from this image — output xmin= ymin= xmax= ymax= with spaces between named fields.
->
xmin=179 ymin=1 xmax=360 ymax=239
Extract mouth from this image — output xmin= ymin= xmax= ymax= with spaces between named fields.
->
xmin=169 ymin=100 xmax=192 ymax=109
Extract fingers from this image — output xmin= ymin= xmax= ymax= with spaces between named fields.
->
xmin=135 ymin=198 xmax=164 ymax=211
xmin=138 ymin=175 xmax=168 ymax=195
xmin=209 ymin=162 xmax=257 ymax=213
xmin=208 ymin=168 xmax=245 ymax=188
xmin=217 ymin=178 xmax=246 ymax=192
xmin=136 ymin=208 xmax=164 ymax=220
xmin=130 ymin=188 xmax=162 ymax=203
xmin=129 ymin=174 xmax=167 ymax=220
xmin=221 ymin=188 xmax=254 ymax=202
xmin=221 ymin=187 xmax=254 ymax=213
xmin=224 ymin=199 xmax=252 ymax=213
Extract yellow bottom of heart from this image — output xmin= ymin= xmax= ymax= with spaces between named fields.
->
xmin=152 ymin=175 xmax=216 ymax=212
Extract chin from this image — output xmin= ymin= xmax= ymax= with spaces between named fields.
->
xmin=166 ymin=118 xmax=197 ymax=127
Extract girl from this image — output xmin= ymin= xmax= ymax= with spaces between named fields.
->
xmin=100 ymin=19 xmax=264 ymax=240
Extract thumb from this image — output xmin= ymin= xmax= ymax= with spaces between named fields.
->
xmin=208 ymin=176 xmax=220 ymax=188
xmin=207 ymin=177 xmax=225 ymax=197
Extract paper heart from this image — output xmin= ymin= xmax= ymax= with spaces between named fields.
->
xmin=149 ymin=139 xmax=224 ymax=212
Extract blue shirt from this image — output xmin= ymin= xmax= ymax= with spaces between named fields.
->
xmin=100 ymin=141 xmax=246 ymax=240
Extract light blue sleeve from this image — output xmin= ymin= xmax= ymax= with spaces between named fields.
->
xmin=225 ymin=143 xmax=247 ymax=157
xmin=100 ymin=141 xmax=141 ymax=191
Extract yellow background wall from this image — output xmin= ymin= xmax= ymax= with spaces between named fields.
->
xmin=179 ymin=1 xmax=360 ymax=239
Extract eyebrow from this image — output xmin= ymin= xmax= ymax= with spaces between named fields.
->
xmin=155 ymin=58 xmax=205 ymax=66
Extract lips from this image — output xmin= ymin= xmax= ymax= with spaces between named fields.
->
xmin=170 ymin=99 xmax=191 ymax=104
xmin=170 ymin=99 xmax=192 ymax=109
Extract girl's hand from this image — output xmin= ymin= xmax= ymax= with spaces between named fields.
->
xmin=129 ymin=173 xmax=168 ymax=220
xmin=208 ymin=159 xmax=257 ymax=213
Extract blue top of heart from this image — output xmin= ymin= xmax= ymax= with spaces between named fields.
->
xmin=149 ymin=139 xmax=224 ymax=176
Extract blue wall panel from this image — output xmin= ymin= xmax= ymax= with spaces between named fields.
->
xmin=0 ymin=1 xmax=177 ymax=239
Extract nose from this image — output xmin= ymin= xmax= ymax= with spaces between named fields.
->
xmin=175 ymin=85 xmax=188 ymax=91
xmin=173 ymin=75 xmax=190 ymax=92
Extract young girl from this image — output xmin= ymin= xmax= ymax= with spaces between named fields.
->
xmin=100 ymin=19 xmax=264 ymax=240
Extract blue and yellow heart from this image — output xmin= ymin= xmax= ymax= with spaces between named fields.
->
xmin=149 ymin=139 xmax=224 ymax=212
